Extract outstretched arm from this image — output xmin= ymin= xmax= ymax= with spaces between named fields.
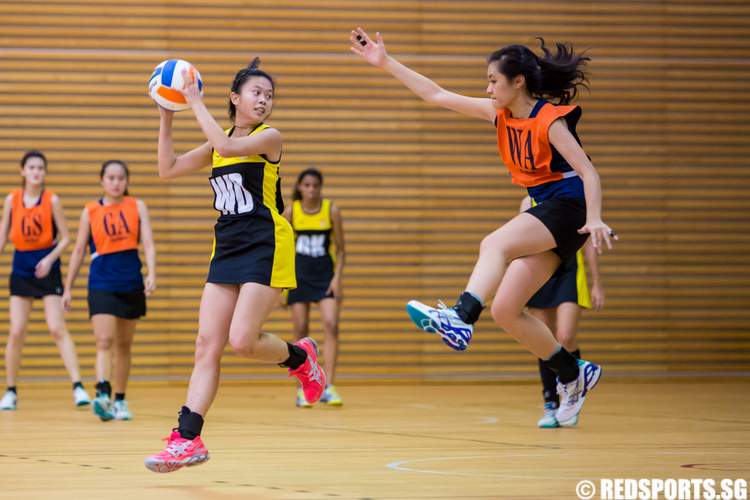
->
xmin=350 ymin=27 xmax=496 ymax=123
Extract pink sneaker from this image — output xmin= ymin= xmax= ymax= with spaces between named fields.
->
xmin=289 ymin=337 xmax=326 ymax=403
xmin=144 ymin=430 xmax=210 ymax=473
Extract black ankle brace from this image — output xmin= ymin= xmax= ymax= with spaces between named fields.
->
xmin=454 ymin=291 xmax=484 ymax=324
xmin=178 ymin=406 xmax=204 ymax=440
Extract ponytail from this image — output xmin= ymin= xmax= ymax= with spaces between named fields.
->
xmin=487 ymin=38 xmax=589 ymax=105
xmin=228 ymin=57 xmax=276 ymax=122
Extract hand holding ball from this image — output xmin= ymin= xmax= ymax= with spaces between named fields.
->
xmin=148 ymin=59 xmax=203 ymax=111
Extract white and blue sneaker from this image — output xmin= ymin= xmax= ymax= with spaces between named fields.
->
xmin=406 ymin=300 xmax=473 ymax=351
xmin=556 ymin=359 xmax=602 ymax=426
xmin=93 ymin=394 xmax=115 ymax=421
xmin=537 ymin=402 xmax=559 ymax=428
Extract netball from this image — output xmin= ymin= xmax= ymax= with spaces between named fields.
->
xmin=147 ymin=59 xmax=202 ymax=111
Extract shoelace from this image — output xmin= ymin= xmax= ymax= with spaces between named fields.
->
xmin=160 ymin=432 xmax=195 ymax=458
xmin=306 ymin=361 xmax=323 ymax=385
xmin=561 ymin=380 xmax=581 ymax=406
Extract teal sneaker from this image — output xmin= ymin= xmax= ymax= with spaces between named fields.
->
xmin=93 ymin=394 xmax=115 ymax=421
xmin=320 ymin=385 xmax=343 ymax=406
xmin=537 ymin=402 xmax=559 ymax=428
xmin=406 ymin=300 xmax=473 ymax=351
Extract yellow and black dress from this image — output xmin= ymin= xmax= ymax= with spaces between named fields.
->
xmin=207 ymin=123 xmax=296 ymax=288
xmin=287 ymin=198 xmax=335 ymax=304
xmin=526 ymin=250 xmax=591 ymax=310
xmin=526 ymin=195 xmax=591 ymax=309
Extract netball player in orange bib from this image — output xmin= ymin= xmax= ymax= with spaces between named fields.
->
xmin=351 ymin=28 xmax=617 ymax=425
xmin=144 ymin=58 xmax=325 ymax=473
xmin=63 ymin=160 xmax=156 ymax=422
xmin=0 ymin=151 xmax=90 ymax=410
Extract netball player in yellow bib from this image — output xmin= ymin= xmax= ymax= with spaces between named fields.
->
xmin=520 ymin=196 xmax=605 ymax=427
xmin=284 ymin=168 xmax=346 ymax=407
xmin=145 ymin=58 xmax=326 ymax=473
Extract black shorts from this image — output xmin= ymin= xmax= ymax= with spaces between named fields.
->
xmin=9 ymin=269 xmax=63 ymax=299
xmin=88 ymin=289 xmax=146 ymax=319
xmin=526 ymin=198 xmax=588 ymax=262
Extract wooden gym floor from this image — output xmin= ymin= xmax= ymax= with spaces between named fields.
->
xmin=0 ymin=380 xmax=748 ymax=499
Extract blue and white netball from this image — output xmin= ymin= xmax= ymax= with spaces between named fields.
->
xmin=147 ymin=59 xmax=203 ymax=111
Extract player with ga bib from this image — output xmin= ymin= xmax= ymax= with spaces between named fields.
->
xmin=64 ymin=160 xmax=156 ymax=422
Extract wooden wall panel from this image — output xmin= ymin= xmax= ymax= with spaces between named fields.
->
xmin=0 ymin=0 xmax=748 ymax=382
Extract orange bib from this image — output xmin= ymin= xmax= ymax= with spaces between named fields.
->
xmin=87 ymin=196 xmax=140 ymax=255
xmin=496 ymin=102 xmax=581 ymax=188
xmin=9 ymin=188 xmax=56 ymax=251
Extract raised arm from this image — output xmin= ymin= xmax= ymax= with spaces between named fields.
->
xmin=349 ymin=27 xmax=496 ymax=123
xmin=179 ymin=70 xmax=283 ymax=160
xmin=137 ymin=199 xmax=157 ymax=296
xmin=548 ymin=118 xmax=617 ymax=253
xmin=157 ymin=106 xmax=213 ymax=179
xmin=62 ymin=208 xmax=91 ymax=312
xmin=34 ymin=194 xmax=70 ymax=278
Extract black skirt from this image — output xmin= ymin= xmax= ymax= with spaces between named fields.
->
xmin=88 ymin=289 xmax=146 ymax=319
xmin=9 ymin=268 xmax=63 ymax=298
xmin=287 ymin=254 xmax=335 ymax=305
xmin=207 ymin=214 xmax=296 ymax=288
xmin=527 ymin=255 xmax=579 ymax=309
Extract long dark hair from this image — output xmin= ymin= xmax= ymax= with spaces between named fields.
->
xmin=292 ymin=168 xmax=323 ymax=201
xmin=20 ymin=150 xmax=47 ymax=188
xmin=487 ymin=38 xmax=590 ymax=105
xmin=228 ymin=57 xmax=276 ymax=122
xmin=100 ymin=159 xmax=130 ymax=196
